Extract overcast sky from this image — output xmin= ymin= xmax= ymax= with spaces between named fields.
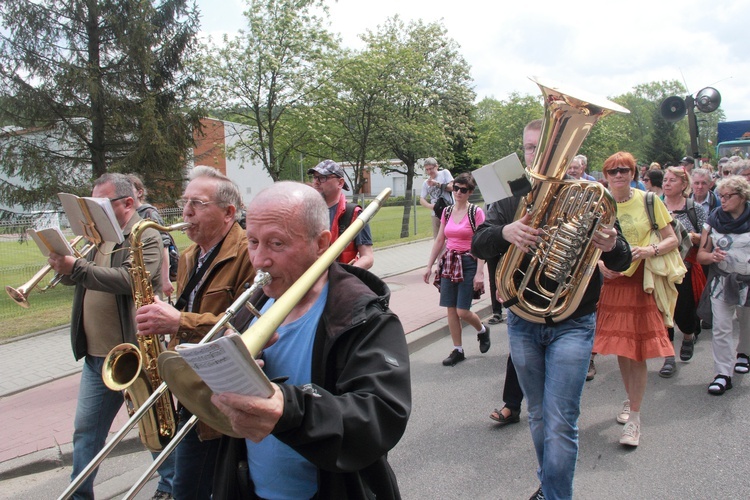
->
xmin=196 ymin=0 xmax=750 ymax=123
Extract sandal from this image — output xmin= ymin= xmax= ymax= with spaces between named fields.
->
xmin=488 ymin=313 xmax=504 ymax=325
xmin=659 ymin=357 xmax=676 ymax=378
xmin=680 ymin=337 xmax=695 ymax=361
xmin=490 ymin=406 xmax=520 ymax=426
xmin=735 ymin=353 xmax=750 ymax=374
xmin=708 ymin=375 xmax=733 ymax=395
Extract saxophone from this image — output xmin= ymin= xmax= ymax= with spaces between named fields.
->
xmin=103 ymin=220 xmax=191 ymax=452
xmin=496 ymin=77 xmax=629 ymax=323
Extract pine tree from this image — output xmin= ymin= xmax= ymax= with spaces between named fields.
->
xmin=0 ymin=0 xmax=203 ymax=210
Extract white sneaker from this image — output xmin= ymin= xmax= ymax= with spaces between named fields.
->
xmin=616 ymin=399 xmax=630 ymax=424
xmin=619 ymin=422 xmax=640 ymax=447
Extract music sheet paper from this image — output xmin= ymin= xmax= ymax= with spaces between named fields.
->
xmin=471 ymin=153 xmax=530 ymax=204
xmin=174 ymin=333 xmax=274 ymax=398
xmin=27 ymin=227 xmax=76 ymax=257
xmin=58 ymin=193 xmax=124 ymax=244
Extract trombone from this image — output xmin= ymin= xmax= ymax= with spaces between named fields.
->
xmin=57 ymin=271 xmax=271 ymax=500
xmin=5 ymin=235 xmax=96 ymax=308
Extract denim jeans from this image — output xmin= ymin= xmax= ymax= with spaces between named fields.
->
xmin=172 ymin=407 xmax=221 ymax=499
xmin=71 ymin=356 xmax=124 ymax=499
xmin=506 ymin=311 xmax=595 ymax=500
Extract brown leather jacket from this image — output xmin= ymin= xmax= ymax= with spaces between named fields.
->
xmin=169 ymin=221 xmax=254 ymax=347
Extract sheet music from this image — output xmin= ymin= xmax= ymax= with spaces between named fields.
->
xmin=472 ymin=153 xmax=530 ymax=204
xmin=57 ymin=193 xmax=124 ymax=244
xmin=26 ymin=227 xmax=75 ymax=257
xmin=175 ymin=333 xmax=274 ymax=397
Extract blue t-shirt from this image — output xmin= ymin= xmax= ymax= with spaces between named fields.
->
xmin=246 ymin=284 xmax=329 ymax=499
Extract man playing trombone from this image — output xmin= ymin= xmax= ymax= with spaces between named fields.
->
xmin=47 ymin=173 xmax=170 ymax=499
xmin=134 ymin=166 xmax=254 ymax=499
xmin=209 ymin=181 xmax=412 ymax=499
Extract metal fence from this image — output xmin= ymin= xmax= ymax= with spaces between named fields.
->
xmin=0 ymin=196 xmax=440 ymax=329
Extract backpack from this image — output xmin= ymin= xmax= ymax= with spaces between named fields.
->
xmin=338 ymin=202 xmax=361 ymax=236
xmin=644 ymin=192 xmax=695 ymax=261
xmin=443 ymin=203 xmax=478 ymax=232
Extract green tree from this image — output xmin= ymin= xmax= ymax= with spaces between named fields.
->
xmin=0 ymin=0 xmax=203 ymax=209
xmin=360 ymin=16 xmax=475 ymax=237
xmin=472 ymin=94 xmax=544 ymax=166
xmin=199 ymin=0 xmax=339 ymax=182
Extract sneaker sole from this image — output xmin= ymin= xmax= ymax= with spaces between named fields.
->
xmin=616 ymin=415 xmax=629 ymax=424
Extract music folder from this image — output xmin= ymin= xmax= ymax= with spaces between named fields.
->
xmin=26 ymin=227 xmax=76 ymax=257
xmin=58 ymin=193 xmax=124 ymax=244
xmin=472 ymin=153 xmax=531 ymax=204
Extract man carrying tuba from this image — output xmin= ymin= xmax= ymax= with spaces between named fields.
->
xmin=48 ymin=173 xmax=173 ymax=499
xmin=472 ymin=117 xmax=632 ymax=500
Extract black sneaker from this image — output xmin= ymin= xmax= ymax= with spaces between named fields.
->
xmin=442 ymin=349 xmax=466 ymax=366
xmin=477 ymin=324 xmax=491 ymax=353
xmin=529 ymin=486 xmax=545 ymax=500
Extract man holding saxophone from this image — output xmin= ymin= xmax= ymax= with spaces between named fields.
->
xmin=47 ymin=173 xmax=170 ymax=499
xmin=208 ymin=181 xmax=411 ymax=499
xmin=134 ymin=166 xmax=254 ymax=499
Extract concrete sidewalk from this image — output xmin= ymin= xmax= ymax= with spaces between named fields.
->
xmin=0 ymin=237 xmax=493 ymax=476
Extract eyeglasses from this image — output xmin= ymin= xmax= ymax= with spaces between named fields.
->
xmin=108 ymin=195 xmax=129 ymax=204
xmin=523 ymin=144 xmax=537 ymax=154
xmin=311 ymin=174 xmax=332 ymax=183
xmin=718 ymin=192 xmax=740 ymax=201
xmin=453 ymin=185 xmax=470 ymax=193
xmin=723 ymin=170 xmax=732 ymax=175
xmin=176 ymin=198 xmax=217 ymax=210
xmin=605 ymin=167 xmax=631 ymax=176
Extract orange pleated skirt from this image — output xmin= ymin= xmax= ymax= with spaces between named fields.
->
xmin=594 ymin=263 xmax=675 ymax=361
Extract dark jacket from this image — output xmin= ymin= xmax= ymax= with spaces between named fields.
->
xmin=472 ymin=196 xmax=632 ymax=322
xmin=212 ymin=263 xmax=412 ymax=500
xmin=67 ymin=213 xmax=162 ymax=360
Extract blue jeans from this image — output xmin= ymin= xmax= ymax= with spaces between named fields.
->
xmin=172 ymin=407 xmax=220 ymax=499
xmin=71 ymin=356 xmax=124 ymax=500
xmin=506 ymin=312 xmax=595 ymax=500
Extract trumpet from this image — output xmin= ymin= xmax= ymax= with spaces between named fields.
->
xmin=58 ymin=270 xmax=271 ymax=500
xmin=5 ymin=235 xmax=95 ymax=308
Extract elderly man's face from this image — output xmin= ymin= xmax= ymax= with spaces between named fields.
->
xmin=245 ymin=198 xmax=327 ymax=299
xmin=181 ymin=177 xmax=234 ymax=250
xmin=567 ymin=160 xmax=584 ymax=179
xmin=692 ymin=174 xmax=712 ymax=199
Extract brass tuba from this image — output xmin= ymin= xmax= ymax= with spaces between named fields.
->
xmin=496 ymin=77 xmax=629 ymax=323
xmin=102 ymin=220 xmax=191 ymax=451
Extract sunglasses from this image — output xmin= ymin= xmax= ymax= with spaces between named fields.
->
xmin=453 ymin=185 xmax=470 ymax=193
xmin=606 ymin=167 xmax=631 ymax=176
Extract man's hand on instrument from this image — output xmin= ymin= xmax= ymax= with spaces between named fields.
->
xmin=502 ymin=213 xmax=541 ymax=254
xmin=135 ymin=295 xmax=180 ymax=336
xmin=48 ymin=252 xmax=77 ymax=275
xmin=211 ymin=385 xmax=284 ymax=443
xmin=592 ymin=226 xmax=618 ymax=252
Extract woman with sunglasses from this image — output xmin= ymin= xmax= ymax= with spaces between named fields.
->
xmin=424 ymin=173 xmax=490 ymax=366
xmin=658 ymin=167 xmax=708 ymax=377
xmin=594 ymin=152 xmax=680 ymax=447
xmin=697 ymin=176 xmax=750 ymax=395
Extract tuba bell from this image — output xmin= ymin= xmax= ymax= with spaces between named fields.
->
xmin=496 ymin=77 xmax=629 ymax=323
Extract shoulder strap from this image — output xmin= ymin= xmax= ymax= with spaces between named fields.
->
xmin=684 ymin=197 xmax=699 ymax=232
xmin=443 ymin=204 xmax=454 ymax=221
xmin=338 ymin=202 xmax=360 ymax=236
xmin=644 ymin=192 xmax=658 ymax=231
xmin=468 ymin=204 xmax=477 ymax=232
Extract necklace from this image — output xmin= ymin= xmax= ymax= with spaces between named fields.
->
xmin=615 ymin=189 xmax=633 ymax=204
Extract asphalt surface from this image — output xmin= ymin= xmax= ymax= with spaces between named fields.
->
xmin=1 ymin=237 xmax=748 ymax=499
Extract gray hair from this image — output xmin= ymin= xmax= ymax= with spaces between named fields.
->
xmin=190 ymin=166 xmax=243 ymax=220
xmin=733 ymin=159 xmax=750 ymax=175
xmin=691 ymin=168 xmax=711 ymax=180
xmin=424 ymin=157 xmax=438 ymax=167
xmin=94 ymin=173 xmax=134 ymax=199
xmin=252 ymin=181 xmax=329 ymax=240
xmin=572 ymin=154 xmax=587 ymax=167
xmin=715 ymin=176 xmax=750 ymax=202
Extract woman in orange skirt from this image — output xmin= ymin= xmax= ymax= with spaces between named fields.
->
xmin=594 ymin=152 xmax=680 ymax=448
